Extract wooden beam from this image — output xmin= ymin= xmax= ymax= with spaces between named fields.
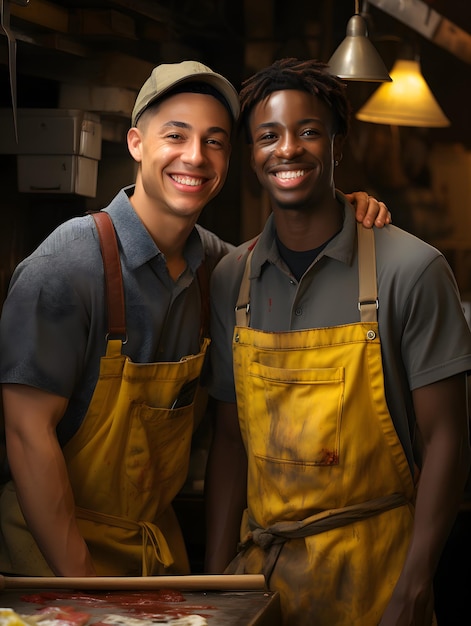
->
xmin=10 ymin=46 xmax=153 ymax=91
xmin=71 ymin=9 xmax=136 ymax=40
xmin=368 ymin=0 xmax=471 ymax=65
xmin=86 ymin=51 xmax=154 ymax=89
xmin=59 ymin=83 xmax=137 ymax=121
xmin=30 ymin=33 xmax=90 ymax=57
xmin=140 ymin=20 xmax=168 ymax=42
xmin=434 ymin=18 xmax=471 ymax=65
xmin=108 ymin=0 xmax=171 ymax=23
xmin=11 ymin=0 xmax=69 ymax=33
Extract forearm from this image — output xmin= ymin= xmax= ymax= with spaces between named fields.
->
xmin=401 ymin=428 xmax=470 ymax=582
xmin=403 ymin=375 xmax=470 ymax=582
xmin=380 ymin=438 xmax=469 ymax=625
xmin=380 ymin=375 xmax=470 ymax=624
xmin=3 ymin=384 xmax=96 ymax=576
xmin=8 ymin=429 xmax=96 ymax=576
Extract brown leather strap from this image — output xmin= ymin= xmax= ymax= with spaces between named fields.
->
xmin=90 ymin=211 xmax=126 ymax=339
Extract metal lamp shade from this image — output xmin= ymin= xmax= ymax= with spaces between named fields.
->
xmin=328 ymin=14 xmax=391 ymax=82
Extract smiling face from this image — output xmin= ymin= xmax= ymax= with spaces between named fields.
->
xmin=248 ymin=89 xmax=344 ymax=213
xmin=128 ymin=91 xmax=232 ymax=223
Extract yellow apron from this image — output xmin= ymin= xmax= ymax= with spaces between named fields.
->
xmin=226 ymin=225 xmax=416 ymax=625
xmin=0 ymin=212 xmax=209 ymax=576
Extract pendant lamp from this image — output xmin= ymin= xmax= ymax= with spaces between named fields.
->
xmin=328 ymin=0 xmax=391 ymax=82
xmin=356 ymin=55 xmax=450 ymax=127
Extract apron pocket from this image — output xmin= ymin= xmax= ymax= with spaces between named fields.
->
xmin=125 ymin=403 xmax=194 ymax=493
xmin=247 ymin=361 xmax=344 ymax=466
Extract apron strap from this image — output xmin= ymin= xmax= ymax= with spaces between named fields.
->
xmin=357 ymin=223 xmax=378 ymax=323
xmin=235 ymin=223 xmax=379 ymax=327
xmin=90 ymin=211 xmax=127 ymax=340
xmin=239 ymin=493 xmax=408 ymax=584
xmin=75 ymin=505 xmax=174 ymax=574
xmin=91 ymin=211 xmax=209 ymax=343
xmin=235 ymin=248 xmax=253 ymax=327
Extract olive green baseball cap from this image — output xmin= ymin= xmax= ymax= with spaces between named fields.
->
xmin=131 ymin=60 xmax=240 ymax=126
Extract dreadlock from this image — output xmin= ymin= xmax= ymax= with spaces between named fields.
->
xmin=239 ymin=58 xmax=351 ymax=142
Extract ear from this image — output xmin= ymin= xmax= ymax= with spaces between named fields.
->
xmin=127 ymin=127 xmax=143 ymax=163
xmin=333 ymin=133 xmax=345 ymax=162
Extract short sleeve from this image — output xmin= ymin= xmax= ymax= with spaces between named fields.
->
xmin=0 ymin=219 xmax=102 ymax=398
xmin=399 ymin=254 xmax=471 ymax=389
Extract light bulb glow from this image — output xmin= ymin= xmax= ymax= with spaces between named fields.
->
xmin=356 ymin=59 xmax=450 ymax=127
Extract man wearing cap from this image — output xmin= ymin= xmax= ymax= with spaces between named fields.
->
xmin=0 ymin=60 xmax=388 ymax=577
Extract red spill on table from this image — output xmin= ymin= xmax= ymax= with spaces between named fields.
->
xmin=20 ymin=590 xmax=214 ymax=621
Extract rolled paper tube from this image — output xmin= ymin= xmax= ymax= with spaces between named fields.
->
xmin=0 ymin=574 xmax=266 ymax=592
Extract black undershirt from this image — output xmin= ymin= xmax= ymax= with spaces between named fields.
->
xmin=275 ymin=232 xmax=332 ymax=281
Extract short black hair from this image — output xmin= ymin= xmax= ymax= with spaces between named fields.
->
xmin=239 ymin=58 xmax=351 ymax=142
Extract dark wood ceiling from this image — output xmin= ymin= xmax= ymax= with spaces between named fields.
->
xmin=1 ymin=0 xmax=245 ymax=92
xmin=1 ymin=0 xmax=470 ymax=143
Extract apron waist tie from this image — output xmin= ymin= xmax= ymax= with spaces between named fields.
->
xmin=240 ymin=493 xmax=409 ymax=584
xmin=75 ymin=506 xmax=174 ymax=574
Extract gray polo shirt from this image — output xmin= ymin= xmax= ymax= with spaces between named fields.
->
xmin=0 ymin=186 xmax=232 ymax=445
xmin=208 ymin=195 xmax=471 ymax=468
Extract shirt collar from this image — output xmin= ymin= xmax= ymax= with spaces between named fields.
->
xmin=250 ymin=190 xmax=357 ymax=278
xmin=103 ymin=185 xmax=205 ymax=272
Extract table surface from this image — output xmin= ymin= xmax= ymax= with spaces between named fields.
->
xmin=0 ymin=588 xmax=282 ymax=626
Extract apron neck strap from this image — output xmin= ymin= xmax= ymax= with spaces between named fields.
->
xmin=90 ymin=211 xmax=127 ymax=341
xmin=357 ymin=223 xmax=378 ymax=323
xmin=235 ymin=223 xmax=378 ymax=327
xmin=235 ymin=247 xmax=253 ymax=327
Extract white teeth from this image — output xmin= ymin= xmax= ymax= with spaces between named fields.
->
xmin=275 ymin=170 xmax=305 ymax=180
xmin=172 ymin=175 xmax=203 ymax=186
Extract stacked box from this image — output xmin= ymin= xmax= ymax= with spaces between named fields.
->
xmin=0 ymin=108 xmax=102 ymax=198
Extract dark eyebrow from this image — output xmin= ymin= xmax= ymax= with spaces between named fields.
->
xmin=255 ymin=118 xmax=323 ymax=132
xmin=162 ymin=120 xmax=230 ymax=138
xmin=254 ymin=122 xmax=277 ymax=131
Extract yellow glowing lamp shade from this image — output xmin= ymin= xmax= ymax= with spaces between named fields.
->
xmin=356 ymin=58 xmax=450 ymax=127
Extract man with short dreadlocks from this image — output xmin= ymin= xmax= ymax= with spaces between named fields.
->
xmin=0 ymin=57 xmax=388 ymax=579
xmin=205 ymin=58 xmax=471 ymax=625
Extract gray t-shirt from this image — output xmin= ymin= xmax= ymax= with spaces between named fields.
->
xmin=208 ymin=196 xmax=471 ymax=469
xmin=0 ymin=185 xmax=232 ymax=445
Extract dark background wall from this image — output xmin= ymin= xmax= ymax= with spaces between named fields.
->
xmin=1 ymin=3 xmax=470 ymax=618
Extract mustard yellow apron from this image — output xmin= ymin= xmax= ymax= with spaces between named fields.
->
xmin=0 ymin=212 xmax=210 ymax=576
xmin=0 ymin=340 xmax=208 ymax=576
xmin=225 ymin=225 xmax=416 ymax=625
